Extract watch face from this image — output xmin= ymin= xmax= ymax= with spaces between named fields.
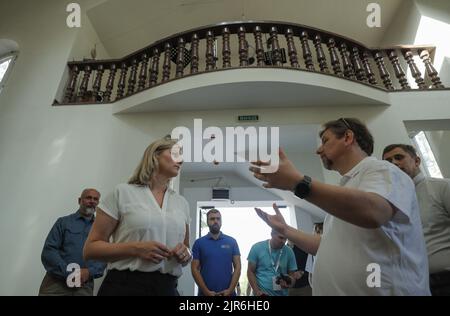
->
xmin=295 ymin=177 xmax=311 ymax=199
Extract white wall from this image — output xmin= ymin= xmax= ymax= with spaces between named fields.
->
xmin=425 ymin=130 xmax=450 ymax=178
xmin=1 ymin=0 xmax=450 ymax=296
xmin=381 ymin=0 xmax=421 ymax=46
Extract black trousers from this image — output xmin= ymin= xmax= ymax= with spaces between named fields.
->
xmin=430 ymin=270 xmax=450 ymax=296
xmin=98 ymin=269 xmax=179 ymax=296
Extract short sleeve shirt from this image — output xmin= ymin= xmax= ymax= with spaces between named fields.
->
xmin=312 ymin=157 xmax=430 ymax=295
xmin=99 ymin=183 xmax=190 ymax=277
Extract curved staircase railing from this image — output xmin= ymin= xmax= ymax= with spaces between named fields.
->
xmin=58 ymin=21 xmax=446 ymax=105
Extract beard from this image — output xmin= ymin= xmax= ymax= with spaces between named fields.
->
xmin=84 ymin=207 xmax=96 ymax=216
xmin=321 ymin=156 xmax=333 ymax=170
xmin=209 ymin=224 xmax=220 ymax=234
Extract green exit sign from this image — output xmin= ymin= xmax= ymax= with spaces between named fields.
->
xmin=238 ymin=115 xmax=259 ymax=122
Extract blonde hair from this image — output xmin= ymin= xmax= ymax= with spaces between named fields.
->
xmin=128 ymin=137 xmax=178 ymax=186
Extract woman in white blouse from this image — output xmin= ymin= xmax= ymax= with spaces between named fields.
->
xmin=84 ymin=137 xmax=191 ymax=296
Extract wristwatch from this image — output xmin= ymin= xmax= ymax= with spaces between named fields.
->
xmin=294 ymin=175 xmax=312 ymax=199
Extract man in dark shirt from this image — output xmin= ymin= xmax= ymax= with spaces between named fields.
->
xmin=39 ymin=188 xmax=106 ymax=296
xmin=288 ymin=244 xmax=312 ymax=296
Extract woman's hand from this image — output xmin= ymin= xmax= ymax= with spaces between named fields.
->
xmin=171 ymin=243 xmax=192 ymax=265
xmin=134 ymin=241 xmax=171 ymax=264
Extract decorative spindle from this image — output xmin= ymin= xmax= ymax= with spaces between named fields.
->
xmin=351 ymin=48 xmax=367 ymax=82
xmin=300 ymin=31 xmax=314 ymax=71
xmin=205 ymin=30 xmax=216 ymax=71
xmin=362 ymin=51 xmax=377 ymax=85
xmin=313 ymin=35 xmax=329 ymax=73
xmin=191 ymin=34 xmax=199 ymax=74
xmin=103 ymin=64 xmax=116 ymax=102
xmin=340 ymin=43 xmax=355 ymax=79
xmin=254 ymin=26 xmax=265 ymax=67
xmin=327 ymin=38 xmax=343 ymax=76
xmin=64 ymin=65 xmax=79 ymax=103
xmin=285 ymin=28 xmax=299 ymax=68
xmin=238 ymin=26 xmax=248 ymax=67
xmin=222 ymin=28 xmax=231 ymax=68
xmin=162 ymin=43 xmax=172 ymax=82
xmin=149 ymin=48 xmax=160 ymax=86
xmin=78 ymin=65 xmax=92 ymax=101
xmin=127 ymin=58 xmax=138 ymax=95
xmin=420 ymin=50 xmax=444 ymax=88
xmin=176 ymin=38 xmax=186 ymax=78
xmin=92 ymin=64 xmax=104 ymax=100
xmin=404 ymin=50 xmax=426 ymax=89
xmin=373 ymin=51 xmax=394 ymax=90
xmin=388 ymin=50 xmax=410 ymax=89
xmin=269 ymin=27 xmax=282 ymax=66
xmin=138 ymin=53 xmax=149 ymax=91
xmin=116 ymin=62 xmax=128 ymax=99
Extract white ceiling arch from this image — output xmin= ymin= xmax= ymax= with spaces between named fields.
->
xmin=86 ymin=0 xmax=406 ymax=58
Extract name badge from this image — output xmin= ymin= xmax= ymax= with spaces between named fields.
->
xmin=272 ymin=276 xmax=281 ymax=291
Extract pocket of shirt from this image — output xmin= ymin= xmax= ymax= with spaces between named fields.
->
xmin=64 ymin=227 xmax=85 ymax=245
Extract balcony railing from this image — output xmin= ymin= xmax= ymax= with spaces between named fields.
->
xmin=58 ymin=21 xmax=446 ymax=105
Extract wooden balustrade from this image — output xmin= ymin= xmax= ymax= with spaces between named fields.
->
xmin=269 ymin=27 xmax=282 ymax=66
xmin=176 ymin=38 xmax=186 ymax=78
xmin=420 ymin=50 xmax=444 ymax=88
xmin=205 ymin=30 xmax=216 ymax=71
xmin=314 ymin=35 xmax=329 ymax=73
xmin=77 ymin=65 xmax=92 ymax=101
xmin=254 ymin=26 xmax=265 ymax=67
xmin=138 ymin=53 xmax=149 ymax=91
xmin=351 ymin=48 xmax=367 ymax=82
xmin=149 ymin=48 xmax=160 ymax=86
xmin=127 ymin=58 xmax=138 ymax=95
xmin=104 ymin=64 xmax=116 ymax=102
xmin=63 ymin=65 xmax=79 ymax=103
xmin=388 ymin=50 xmax=410 ymax=90
xmin=285 ymin=28 xmax=299 ymax=68
xmin=222 ymin=28 xmax=231 ymax=68
xmin=300 ymin=31 xmax=314 ymax=71
xmin=162 ymin=43 xmax=171 ymax=82
xmin=60 ymin=21 xmax=446 ymax=105
xmin=327 ymin=38 xmax=343 ymax=77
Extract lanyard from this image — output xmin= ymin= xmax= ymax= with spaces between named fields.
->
xmin=268 ymin=240 xmax=283 ymax=274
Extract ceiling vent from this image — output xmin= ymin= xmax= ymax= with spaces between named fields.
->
xmin=212 ymin=187 xmax=230 ymax=200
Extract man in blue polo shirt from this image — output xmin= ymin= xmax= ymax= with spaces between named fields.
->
xmin=191 ymin=209 xmax=241 ymax=296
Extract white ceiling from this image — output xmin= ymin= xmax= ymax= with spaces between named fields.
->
xmin=86 ymin=0 xmax=407 ymax=58
xmin=180 ymin=123 xmax=319 ymax=176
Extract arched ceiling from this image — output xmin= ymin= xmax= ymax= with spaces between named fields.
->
xmin=86 ymin=0 xmax=406 ymax=58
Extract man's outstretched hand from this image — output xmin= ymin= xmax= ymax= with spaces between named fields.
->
xmin=249 ymin=148 xmax=303 ymax=191
xmin=254 ymin=203 xmax=289 ymax=235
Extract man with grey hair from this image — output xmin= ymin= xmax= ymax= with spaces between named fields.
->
xmin=383 ymin=143 xmax=450 ymax=296
xmin=39 ymin=188 xmax=106 ymax=296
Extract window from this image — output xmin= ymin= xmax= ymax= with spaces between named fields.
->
xmin=412 ymin=131 xmax=443 ymax=179
xmin=0 ymin=54 xmax=16 ymax=93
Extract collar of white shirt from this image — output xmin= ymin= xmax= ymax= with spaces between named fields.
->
xmin=340 ymin=156 xmax=376 ymax=186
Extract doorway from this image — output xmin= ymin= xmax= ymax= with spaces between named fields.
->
xmin=195 ymin=200 xmax=296 ymax=295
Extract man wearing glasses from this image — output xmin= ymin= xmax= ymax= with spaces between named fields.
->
xmin=250 ymin=118 xmax=430 ymax=295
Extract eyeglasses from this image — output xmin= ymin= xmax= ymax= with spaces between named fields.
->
xmin=339 ymin=118 xmax=352 ymax=131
